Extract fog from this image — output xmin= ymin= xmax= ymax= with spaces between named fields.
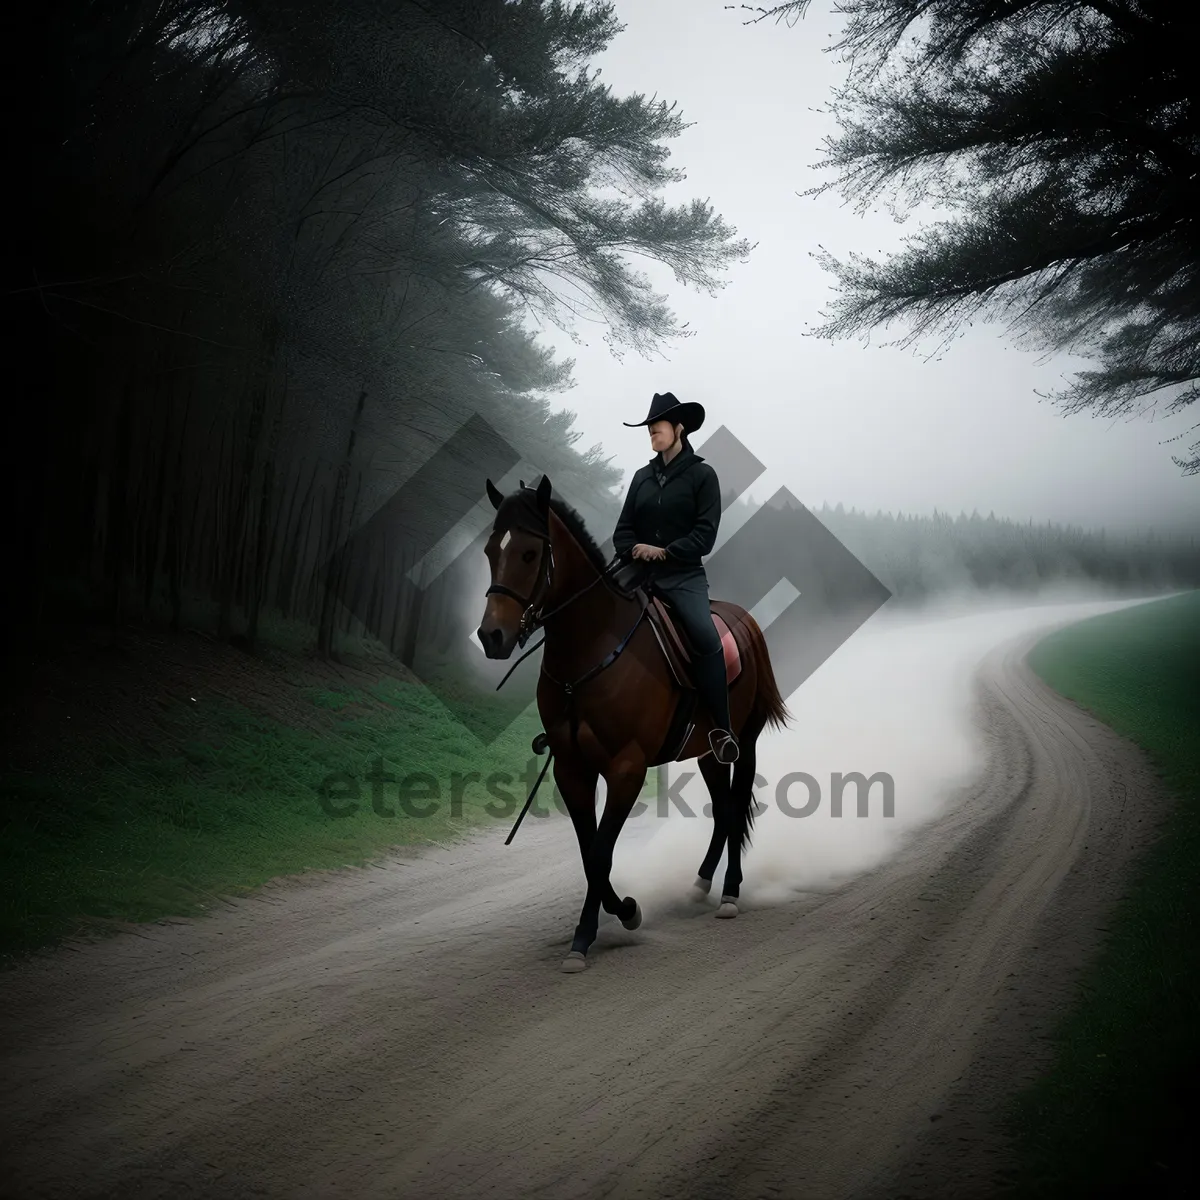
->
xmin=608 ymin=593 xmax=1154 ymax=914
xmin=533 ymin=0 xmax=1200 ymax=537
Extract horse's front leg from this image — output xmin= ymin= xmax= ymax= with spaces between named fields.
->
xmin=557 ymin=754 xmax=630 ymax=921
xmin=562 ymin=763 xmax=644 ymax=973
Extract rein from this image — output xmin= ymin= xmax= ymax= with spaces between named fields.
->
xmin=487 ymin=535 xmax=632 ymax=691
xmin=485 ymin=526 xmax=647 ymax=844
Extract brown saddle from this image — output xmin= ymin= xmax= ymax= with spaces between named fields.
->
xmin=609 ymin=557 xmax=742 ymax=690
xmin=646 ymin=595 xmax=742 ymax=690
xmin=608 ymin=559 xmax=743 ymax=764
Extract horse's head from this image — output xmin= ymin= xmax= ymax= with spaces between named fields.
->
xmin=476 ymin=474 xmax=554 ymax=659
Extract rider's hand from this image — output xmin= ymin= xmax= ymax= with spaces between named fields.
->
xmin=632 ymin=544 xmax=666 ymax=561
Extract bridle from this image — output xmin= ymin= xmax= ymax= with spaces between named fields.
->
xmin=484 ymin=529 xmax=557 ymax=650
xmin=485 ymin=526 xmax=619 ymax=650
xmin=483 ymin=517 xmax=647 ymax=711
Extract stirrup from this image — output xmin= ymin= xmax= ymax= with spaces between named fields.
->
xmin=708 ymin=728 xmax=739 ymax=764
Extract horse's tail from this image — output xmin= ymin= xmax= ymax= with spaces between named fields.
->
xmin=744 ymin=610 xmax=792 ymax=732
xmin=734 ymin=609 xmax=792 ymax=854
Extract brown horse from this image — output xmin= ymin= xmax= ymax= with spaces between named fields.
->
xmin=476 ymin=475 xmax=792 ymax=973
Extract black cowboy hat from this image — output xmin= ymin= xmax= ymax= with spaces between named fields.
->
xmin=623 ymin=391 xmax=705 ymax=434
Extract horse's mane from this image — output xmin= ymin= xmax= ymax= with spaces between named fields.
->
xmin=496 ymin=480 xmax=612 ymax=573
xmin=547 ymin=494 xmax=611 ymax=573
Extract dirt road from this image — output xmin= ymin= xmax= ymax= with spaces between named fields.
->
xmin=0 ymin=629 xmax=1167 ymax=1199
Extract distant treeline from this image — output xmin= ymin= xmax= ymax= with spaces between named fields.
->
xmin=805 ymin=503 xmax=1200 ymax=603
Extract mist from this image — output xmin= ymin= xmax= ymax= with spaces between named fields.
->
xmin=533 ymin=0 xmax=1200 ymax=539
xmin=608 ymin=590 xmax=1154 ymax=914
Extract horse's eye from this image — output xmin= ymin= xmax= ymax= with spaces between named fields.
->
xmin=522 ymin=549 xmax=536 ymax=564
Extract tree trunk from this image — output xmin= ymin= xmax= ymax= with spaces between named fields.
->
xmin=317 ymin=388 xmax=367 ymax=659
xmin=399 ymin=554 xmax=426 ymax=670
xmin=262 ymin=435 xmax=301 ymax=622
xmin=218 ymin=373 xmax=262 ymax=642
xmin=246 ymin=370 xmax=285 ymax=653
xmin=278 ymin=459 xmax=318 ymax=619
xmin=105 ymin=383 xmax=134 ymax=638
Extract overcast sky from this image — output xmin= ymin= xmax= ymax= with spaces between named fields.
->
xmin=532 ymin=0 xmax=1199 ymax=536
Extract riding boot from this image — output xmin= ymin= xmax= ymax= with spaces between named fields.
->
xmin=690 ymin=646 xmax=739 ymax=764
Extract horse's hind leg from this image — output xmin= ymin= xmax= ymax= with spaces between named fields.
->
xmin=698 ymin=754 xmax=737 ymax=913
xmin=695 ymin=758 xmax=731 ymax=896
xmin=701 ymin=712 xmax=764 ymax=919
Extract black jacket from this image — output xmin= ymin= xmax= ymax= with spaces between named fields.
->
xmin=612 ymin=446 xmax=721 ymax=580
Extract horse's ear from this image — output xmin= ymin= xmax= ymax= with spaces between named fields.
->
xmin=535 ymin=474 xmax=552 ymax=513
xmin=519 ymin=479 xmax=526 ymax=490
xmin=485 ymin=478 xmax=503 ymax=510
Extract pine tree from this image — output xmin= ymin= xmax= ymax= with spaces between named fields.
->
xmin=744 ymin=1 xmax=1199 ymax=475
xmin=8 ymin=0 xmax=755 ymax=651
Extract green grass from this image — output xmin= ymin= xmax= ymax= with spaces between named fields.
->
xmin=1 ymin=639 xmax=664 ymax=965
xmin=0 ymin=671 xmax=558 ymax=963
xmin=1008 ymin=590 xmax=1200 ymax=1198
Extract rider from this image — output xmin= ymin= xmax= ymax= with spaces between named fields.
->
xmin=612 ymin=392 xmax=739 ymax=765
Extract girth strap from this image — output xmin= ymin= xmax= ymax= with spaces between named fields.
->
xmin=542 ymin=592 xmax=650 ymax=749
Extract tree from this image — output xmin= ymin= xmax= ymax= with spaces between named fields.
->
xmin=736 ymin=1 xmax=1199 ymax=475
xmin=6 ymin=1 xmax=753 ymax=656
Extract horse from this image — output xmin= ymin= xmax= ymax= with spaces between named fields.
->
xmin=476 ymin=474 xmax=792 ymax=973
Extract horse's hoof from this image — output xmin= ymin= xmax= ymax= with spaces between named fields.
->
xmin=561 ymin=951 xmax=588 ymax=973
xmin=621 ymin=900 xmax=642 ymax=931
xmin=692 ymin=875 xmax=712 ymax=898
xmin=715 ymin=896 xmax=739 ymax=919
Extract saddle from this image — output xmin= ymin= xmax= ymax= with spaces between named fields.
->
xmin=646 ymin=595 xmax=741 ymax=689
xmin=610 ymin=558 xmax=742 ymax=765
xmin=610 ymin=558 xmax=742 ymax=689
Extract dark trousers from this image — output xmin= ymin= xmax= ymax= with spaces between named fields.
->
xmin=651 ymin=571 xmax=722 ymax=654
xmin=651 ymin=570 xmax=732 ymax=732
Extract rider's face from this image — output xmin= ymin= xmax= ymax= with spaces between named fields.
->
xmin=648 ymin=420 xmax=680 ymax=452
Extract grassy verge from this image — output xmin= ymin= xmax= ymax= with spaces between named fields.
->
xmin=1008 ymin=590 xmax=1200 ymax=1198
xmin=0 ymin=661 xmax=571 ymax=964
